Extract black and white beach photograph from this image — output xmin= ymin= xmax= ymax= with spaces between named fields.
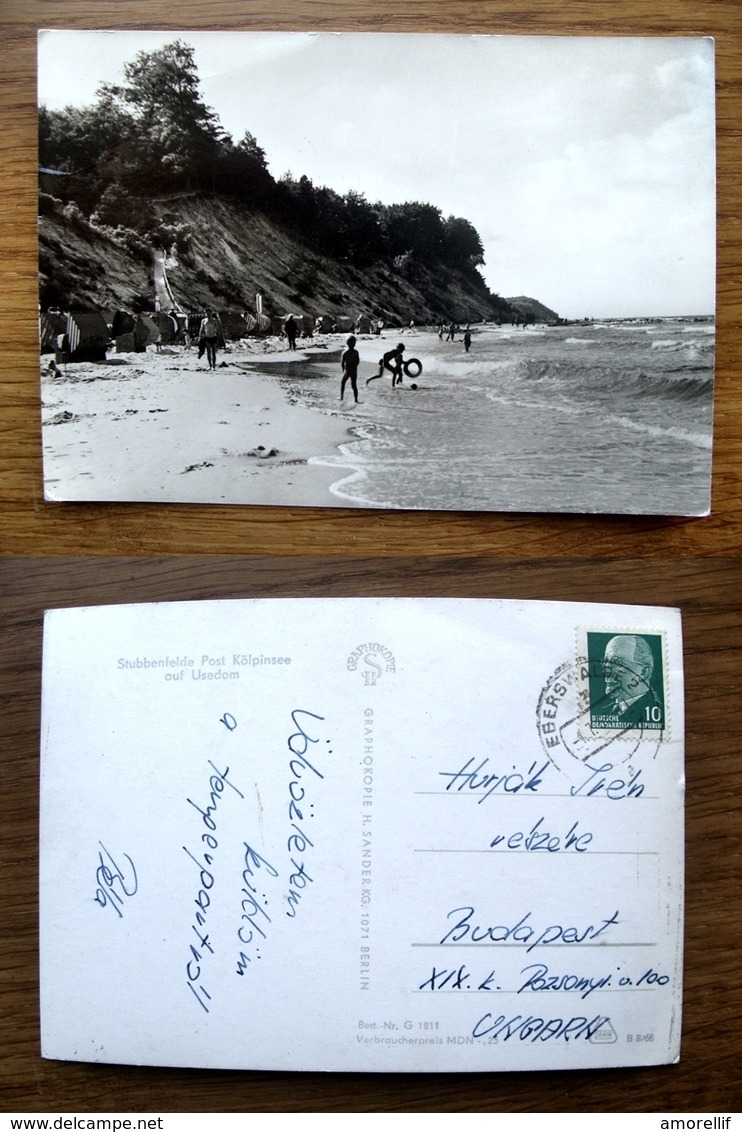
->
xmin=38 ymin=31 xmax=716 ymax=514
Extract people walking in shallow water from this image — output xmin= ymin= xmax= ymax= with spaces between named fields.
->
xmin=382 ymin=343 xmax=406 ymax=386
xmin=340 ymin=335 xmax=361 ymax=404
xmin=365 ymin=342 xmax=406 ymax=387
xmin=463 ymin=330 xmax=472 ymax=353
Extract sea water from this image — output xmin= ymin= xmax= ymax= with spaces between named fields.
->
xmin=277 ymin=320 xmax=714 ymax=515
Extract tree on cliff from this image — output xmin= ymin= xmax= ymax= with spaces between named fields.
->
xmin=39 ymin=93 xmax=132 ymax=175
xmin=40 ymin=40 xmax=274 ymax=204
xmin=39 ymin=38 xmax=505 ymax=310
xmin=442 ymin=216 xmax=485 ymax=272
xmin=383 ymin=202 xmax=446 ymax=262
xmin=99 ymin=40 xmax=229 ymax=185
xmin=40 ymin=41 xmax=227 ymax=186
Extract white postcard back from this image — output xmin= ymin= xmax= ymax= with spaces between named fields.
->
xmin=39 ymin=598 xmax=684 ymax=1071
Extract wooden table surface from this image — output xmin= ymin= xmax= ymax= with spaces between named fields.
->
xmin=0 ymin=0 xmax=741 ymax=556
xmin=1 ymin=0 xmax=741 ymax=1115
xmin=2 ymin=556 xmax=741 ymax=1112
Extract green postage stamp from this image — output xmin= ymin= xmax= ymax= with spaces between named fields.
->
xmin=584 ymin=630 xmax=666 ymax=734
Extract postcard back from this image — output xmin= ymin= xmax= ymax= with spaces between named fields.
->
xmin=39 ymin=597 xmax=684 ymax=1071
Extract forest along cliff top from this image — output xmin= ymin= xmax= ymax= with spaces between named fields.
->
xmin=38 ymin=39 xmax=521 ymax=325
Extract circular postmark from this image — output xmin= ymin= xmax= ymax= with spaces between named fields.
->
xmin=537 ymin=657 xmax=661 ymax=778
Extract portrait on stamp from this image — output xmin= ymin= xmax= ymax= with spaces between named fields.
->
xmin=586 ymin=632 xmax=665 ymax=732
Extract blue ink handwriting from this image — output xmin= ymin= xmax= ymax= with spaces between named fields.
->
xmin=439 ymin=907 xmax=620 ymax=952
xmin=285 ymin=709 xmax=327 ymax=917
xmin=183 ymin=757 xmax=245 ymax=1013
xmin=439 ymin=757 xmax=551 ymax=803
xmin=518 ymin=962 xmax=612 ymax=999
xmin=287 ymin=709 xmax=325 ymax=819
xmin=490 ymin=816 xmax=593 ymax=852
xmin=187 ymin=759 xmax=245 ymax=831
xmin=472 ymin=1011 xmax=609 ymax=1043
xmin=94 ymin=842 xmax=138 ymax=918
xmin=234 ymin=708 xmax=329 ymax=981
xmin=419 ymin=960 xmax=670 ymax=997
xmin=570 ymin=761 xmax=645 ymax=799
xmin=419 ymin=965 xmax=499 ymax=992
xmin=236 ymin=841 xmax=279 ymax=973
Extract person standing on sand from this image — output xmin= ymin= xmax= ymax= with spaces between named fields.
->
xmin=198 ymin=310 xmax=221 ymax=370
xmin=463 ymin=330 xmax=472 ymax=353
xmin=284 ymin=315 xmax=298 ymax=350
xmin=340 ymin=335 xmax=361 ymax=404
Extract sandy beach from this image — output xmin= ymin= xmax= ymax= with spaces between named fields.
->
xmin=41 ymin=335 xmax=365 ymax=505
xmin=41 ymin=321 xmax=714 ymax=514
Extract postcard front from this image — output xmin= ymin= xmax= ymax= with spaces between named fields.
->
xmin=39 ymin=597 xmax=684 ymax=1071
xmin=38 ymin=31 xmax=715 ymax=515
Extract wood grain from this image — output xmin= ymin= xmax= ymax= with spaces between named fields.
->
xmin=1 ymin=0 xmax=741 ymax=1113
xmin=1 ymin=0 xmax=741 ymax=556
xmin=1 ymin=557 xmax=740 ymax=1111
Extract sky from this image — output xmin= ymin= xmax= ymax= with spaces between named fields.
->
xmin=37 ymin=30 xmax=716 ymax=319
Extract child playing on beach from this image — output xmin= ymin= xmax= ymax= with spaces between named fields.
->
xmin=366 ymin=343 xmax=406 ymax=387
xmin=340 ymin=335 xmax=361 ymax=403
xmin=383 ymin=343 xmax=406 ymax=386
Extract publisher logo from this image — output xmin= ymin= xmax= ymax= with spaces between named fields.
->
xmin=347 ymin=643 xmax=396 ymax=686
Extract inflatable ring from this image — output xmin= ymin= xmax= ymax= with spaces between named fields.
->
xmin=403 ymin=357 xmax=423 ymax=378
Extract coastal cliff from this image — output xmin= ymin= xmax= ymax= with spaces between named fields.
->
xmin=39 ymin=189 xmax=515 ymax=326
